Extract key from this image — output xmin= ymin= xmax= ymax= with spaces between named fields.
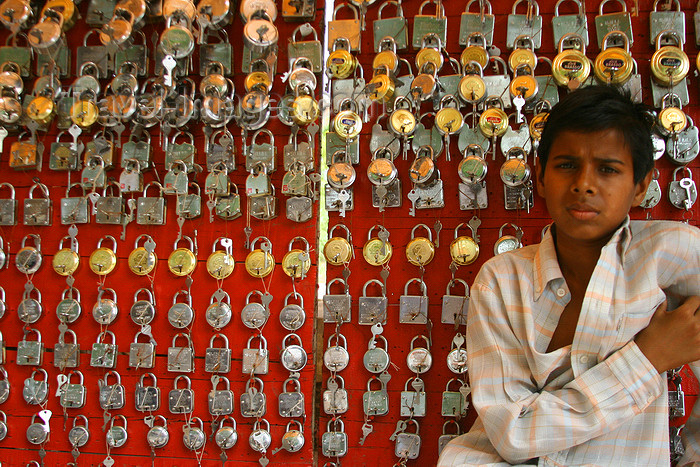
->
xmin=259 ymin=455 xmax=269 ymax=466
xmin=72 ymin=447 xmax=80 ymax=464
xmin=309 ymin=173 xmax=321 ymax=200
xmin=88 ymin=192 xmax=100 ymax=215
xmin=27 ymin=120 xmax=39 ymax=144
xmin=38 ymin=409 xmax=52 ymax=425
xmin=342 ymin=267 xmax=351 ymax=281
xmin=197 ymin=14 xmax=211 ymax=44
xmin=407 ymin=189 xmax=419 ymax=216
xmin=375 ymin=185 xmax=387 ymax=212
xmin=113 ymin=122 xmax=125 ymax=148
xmin=358 ymin=422 xmax=373 ymax=445
xmin=103 ymin=410 xmax=111 ymax=431
xmin=162 ymin=55 xmax=177 ymax=87
xmin=680 ymin=178 xmax=696 ymax=210
xmin=120 ymin=213 xmax=130 ymax=241
xmin=205 ymin=198 xmax=216 ymax=222
xmin=434 ymin=219 xmax=442 ymax=247
xmin=244 ymin=226 xmax=252 ymax=249
xmin=378 ymin=227 xmax=390 ymax=256
xmin=380 ymin=267 xmax=390 ymax=284
xmin=0 ymin=126 xmax=6 ymax=153
xmin=151 ymin=448 xmax=156 ymax=467
xmin=176 ymin=216 xmax=185 ymax=241
xmin=260 ymin=241 xmax=271 ymax=270
xmin=388 ymin=420 xmax=407 ymax=441
xmin=39 ymin=447 xmax=46 ymax=466
xmin=513 ymin=94 xmax=525 ymax=124
xmin=468 ymin=216 xmax=481 ymax=242
xmin=104 ymin=455 xmax=115 ymax=467
xmin=337 ymin=189 xmax=350 ymax=217
xmin=220 ymin=450 xmax=228 ymax=465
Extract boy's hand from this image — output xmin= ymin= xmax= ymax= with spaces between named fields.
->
xmin=635 ymin=296 xmax=700 ymax=373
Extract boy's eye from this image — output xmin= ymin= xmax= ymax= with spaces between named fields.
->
xmin=600 ymin=166 xmax=619 ymax=174
xmin=556 ymin=162 xmax=575 ymax=169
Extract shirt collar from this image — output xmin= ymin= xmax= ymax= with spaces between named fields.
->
xmin=532 ymin=217 xmax=632 ymax=300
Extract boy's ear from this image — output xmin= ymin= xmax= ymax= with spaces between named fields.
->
xmin=535 ymin=162 xmax=545 ymax=197
xmin=631 ymin=170 xmax=653 ymax=207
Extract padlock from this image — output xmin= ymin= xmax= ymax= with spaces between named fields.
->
xmin=17 ymin=284 xmax=42 ymax=324
xmin=0 ymin=330 xmax=5 ymax=365
xmin=0 ymin=410 xmax=6 ymax=441
xmin=176 ymin=182 xmax=202 ymax=219
xmin=55 ymin=286 xmax=81 ymax=323
xmin=90 ymin=330 xmax=118 ymax=369
xmin=246 ymin=162 xmax=272 ymax=197
xmin=278 ymin=377 xmax=305 ymax=417
xmin=507 ymin=0 xmax=543 ymax=49
xmin=168 ymin=289 xmax=195 ymax=329
xmin=447 ymin=333 xmax=469 ymax=374
xmin=92 ymin=287 xmax=119 ymax=325
xmin=245 ymin=236 xmax=275 ymax=278
xmin=168 ymin=333 xmax=195 ymax=373
xmin=118 ymin=159 xmax=144 ymax=195
xmin=442 ymin=378 xmax=468 ymax=417
xmin=406 ymin=224 xmax=436 ymax=267
xmin=327 ymin=37 xmax=358 ymax=80
xmin=60 ymin=370 xmax=86 ymax=409
xmin=246 ymin=128 xmax=276 ymax=173
xmin=137 ymin=181 xmax=166 ymax=225
xmin=215 ymin=183 xmax=242 ymax=220
xmin=165 ymin=131 xmax=196 ymax=172
xmin=168 ymin=235 xmax=197 ymax=277
xmin=282 ymin=236 xmax=311 ymax=279
xmin=666 ymin=116 xmax=699 ymax=165
xmin=373 ymin=1 xmax=408 ymax=51
xmin=81 ymin=155 xmax=107 ymax=189
xmin=363 ymin=334 xmax=391 ymax=373
xmin=206 ymin=289 xmax=234 ymax=329
xmin=135 ymin=373 xmax=160 ymax=412
xmin=280 ymin=333 xmax=308 ymax=373
xmin=280 ymin=292 xmax=306 ymax=331
xmin=10 ymin=131 xmax=39 ymax=170
xmin=106 ymin=414 xmax=128 ymax=448
xmin=240 ymin=377 xmax=266 ymax=418
xmin=358 ymin=279 xmax=388 ymax=325
xmin=323 ymin=278 xmax=352 ymax=323
xmin=363 ymin=224 xmax=393 ymax=266
xmin=0 ymin=367 xmax=8 ymax=404
xmin=395 ymin=419 xmax=422 ymax=459
xmin=401 ymin=377 xmax=428 ymax=417
xmin=23 ymin=369 xmax=49 ymax=405
xmin=209 ymin=376 xmax=234 ymax=416
xmin=129 ymin=331 xmax=156 ymax=369
xmin=121 ymin=130 xmax=152 ymax=171
xmin=60 ymin=183 xmax=89 ymax=225
xmin=399 ymin=278 xmax=429 ymax=324
xmin=89 ymin=235 xmax=118 ymax=275
xmin=95 ymin=182 xmax=124 ymax=225
xmin=83 ymin=132 xmax=114 ymax=168
xmin=168 ymin=375 xmax=194 ymax=414
xmin=413 ymin=0 xmax=447 ymax=50
xmin=595 ymin=0 xmax=633 ymax=47
xmin=406 ymin=335 xmax=432 ymax=374
xmin=650 ymin=30 xmax=689 ymax=89
xmin=50 ymin=130 xmax=81 ymax=171
xmin=199 ymin=29 xmax=233 ymax=76
xmin=206 ymin=128 xmax=235 ymax=174
xmin=0 ymin=182 xmax=17 ymax=225
xmin=552 ymin=0 xmax=589 ymax=48
xmin=68 ymin=414 xmax=90 ymax=452
xmin=641 ymin=168 xmax=663 ymax=209
xmin=0 ymin=286 xmax=5 ymax=319
xmin=362 ymin=376 xmax=389 ymax=416
xmin=322 ymin=418 xmax=348 ymax=457
xmin=281 ymin=161 xmax=310 ymax=197
xmin=163 ymin=160 xmax=189 ymax=196
xmin=323 ymin=376 xmax=348 ymax=414
xmin=323 ymin=333 xmax=350 ymax=372
xmin=249 ymin=418 xmax=272 ymax=453
xmin=204 ymin=162 xmax=230 ymax=197
xmin=552 ymin=33 xmax=591 ymax=88
xmin=288 ymin=23 xmax=323 ymax=73
xmin=17 ymin=328 xmax=44 ymax=366
xmin=438 ymin=420 xmax=462 ymax=455
xmin=283 ymin=128 xmax=314 ymax=172
xmin=205 ymin=333 xmax=232 ymax=373
xmin=669 ymin=373 xmax=686 ymax=418
xmin=76 ymin=29 xmax=109 ymax=78
xmin=15 ymin=233 xmax=43 ymax=275
xmin=494 ymin=223 xmax=524 ymax=254
xmin=668 ymin=166 xmax=697 ymax=210
xmin=128 ymin=234 xmax=157 ymax=277
xmin=242 ymin=334 xmax=269 ymax=375
xmin=482 ymin=57 xmax=513 ymax=109
xmin=328 ymin=3 xmax=361 ymax=52
xmin=460 ymin=0 xmax=495 ymax=46
xmin=26 ymin=412 xmax=50 ymax=444
xmin=657 ymin=93 xmax=688 ymax=136
xmin=442 ymin=279 xmax=470 ymax=325
xmin=0 ymin=33 xmax=33 ymax=77
xmin=98 ymin=370 xmax=126 ymax=411
xmin=23 ymin=182 xmax=52 ymax=226
xmin=115 ymin=29 xmax=148 ymax=76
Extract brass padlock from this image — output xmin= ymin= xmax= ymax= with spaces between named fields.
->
xmin=650 ymin=30 xmax=689 ymax=87
xmin=282 ymin=236 xmax=311 ymax=279
xmin=89 ymin=235 xmax=118 ymax=275
xmin=406 ymin=223 xmax=435 ymax=267
xmin=245 ymin=236 xmax=275 ymax=278
xmin=52 ymin=235 xmax=80 ymax=276
xmin=328 ymin=3 xmax=361 ymax=52
xmin=10 ymin=132 xmax=39 ymax=170
xmin=552 ymin=33 xmax=591 ymax=88
xmin=323 ymin=223 xmax=353 ymax=265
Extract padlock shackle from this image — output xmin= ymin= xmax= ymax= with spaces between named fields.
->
xmin=446 ymin=278 xmax=470 ymax=296
xmin=362 ymin=278 xmax=386 ymax=297
xmin=465 ymin=0 xmax=493 ymax=15
xmin=554 ymin=0 xmax=584 ymax=16
xmin=598 ymin=0 xmax=627 ymax=15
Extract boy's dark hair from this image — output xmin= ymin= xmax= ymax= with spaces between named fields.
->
xmin=538 ymin=85 xmax=654 ymax=183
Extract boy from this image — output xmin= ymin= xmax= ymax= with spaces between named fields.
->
xmin=438 ymin=85 xmax=700 ymax=466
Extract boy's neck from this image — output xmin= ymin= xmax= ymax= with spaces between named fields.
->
xmin=551 ymin=225 xmax=612 ymax=288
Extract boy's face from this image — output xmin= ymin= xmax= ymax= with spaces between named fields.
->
xmin=536 ymin=128 xmax=652 ymax=246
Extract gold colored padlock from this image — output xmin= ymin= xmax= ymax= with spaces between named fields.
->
xmin=291 ymin=84 xmax=319 ymax=126
xmin=507 ymin=35 xmax=537 ymax=72
xmin=478 ymin=97 xmax=509 ymax=138
xmin=245 ymin=236 xmax=275 ymax=278
xmin=128 ymin=234 xmax=157 ymax=276
xmin=529 ymin=101 xmax=550 ymax=141
xmin=70 ymin=90 xmax=99 ymax=128
xmin=326 ymin=37 xmax=357 ymax=79
xmin=89 ymin=235 xmax=118 ymax=275
xmin=333 ymin=99 xmax=363 ymax=139
xmin=323 ymin=224 xmax=353 ymax=265
xmin=207 ymin=237 xmax=235 ymax=280
xmin=459 ymin=61 xmax=487 ymax=104
xmin=657 ymin=93 xmax=687 ymax=135
xmin=52 ymin=235 xmax=79 ymax=276
xmin=415 ymin=33 xmax=444 ymax=71
xmin=509 ymin=64 xmax=539 ymax=101
xmin=650 ymin=30 xmax=689 ymax=87
xmin=363 ymin=225 xmax=392 ymax=266
xmin=372 ymin=37 xmax=399 ymax=74
xmin=435 ymin=95 xmax=464 ymax=136
xmin=26 ymin=88 xmax=56 ymax=125
xmin=282 ymin=237 xmax=311 ymax=278
xmin=168 ymin=236 xmax=197 ymax=277
xmin=367 ymin=65 xmax=395 ymax=103
xmin=389 ymin=96 xmax=417 ymax=135
xmin=460 ymin=32 xmax=489 ymax=69
xmin=405 ymin=224 xmax=435 ymax=267
xmin=552 ymin=33 xmax=591 ymax=88
xmin=450 ymin=222 xmax=479 ymax=266
xmin=593 ymin=31 xmax=633 ymax=85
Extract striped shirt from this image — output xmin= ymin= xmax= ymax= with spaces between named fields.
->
xmin=438 ymin=219 xmax=700 ymax=467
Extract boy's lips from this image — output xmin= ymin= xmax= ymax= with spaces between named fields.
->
xmin=567 ymin=203 xmax=599 ymax=220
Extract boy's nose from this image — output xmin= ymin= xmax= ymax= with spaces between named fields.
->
xmin=572 ymin=165 xmax=596 ymax=194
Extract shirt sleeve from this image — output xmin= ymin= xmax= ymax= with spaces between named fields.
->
xmin=467 ymin=280 xmax=665 ymax=465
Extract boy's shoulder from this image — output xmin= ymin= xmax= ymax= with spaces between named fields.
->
xmin=628 ymin=220 xmax=700 ymax=252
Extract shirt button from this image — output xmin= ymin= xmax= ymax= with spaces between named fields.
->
xmin=579 ymin=355 xmax=589 ymax=364
xmin=556 ymin=288 xmax=566 ymax=297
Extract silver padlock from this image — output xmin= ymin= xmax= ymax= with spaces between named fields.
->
xmin=279 ymin=291 xmax=306 ymax=331
xmin=23 ymin=369 xmax=49 ymax=405
xmin=68 ymin=414 xmax=90 ymax=451
xmin=0 ymin=182 xmax=17 ymax=225
xmin=280 ymin=333 xmax=308 ymax=373
xmin=168 ymin=333 xmax=195 ymax=373
xmin=214 ymin=415 xmax=238 ymax=450
xmin=249 ymin=418 xmax=272 ymax=453
xmin=323 ymin=278 xmax=352 ymax=323
xmin=176 ymin=182 xmax=202 ymax=219
xmin=60 ymin=370 xmax=86 ymax=409
xmin=61 ymin=183 xmax=89 ymax=224
xmin=394 ymin=419 xmax=421 ymax=460
xmin=17 ymin=328 xmax=44 ymax=366
xmin=208 ymin=375 xmax=234 ymax=416
xmin=507 ymin=0 xmax=543 ymax=49
xmin=0 ymin=329 xmax=5 ymax=365
xmin=278 ymin=377 xmax=305 ymax=417
xmin=0 ymin=367 xmax=8 ymax=404
xmin=363 ymin=334 xmax=391 ymax=374
xmin=23 ymin=181 xmax=52 ymax=226
xmin=145 ymin=415 xmax=169 ymax=450
xmin=438 ymin=420 xmax=462 ymax=456
xmin=447 ymin=333 xmax=469 ymax=374
xmin=669 ymin=373 xmax=685 ymax=418
xmin=641 ymin=169 xmax=662 ymax=209
xmin=169 ymin=375 xmax=194 ymax=414
xmin=95 ymin=181 xmax=124 ymax=224
xmin=668 ymin=166 xmax=697 ymax=210
xmin=205 ymin=333 xmax=232 ymax=373
xmin=240 ymin=290 xmax=269 ymax=329
xmin=552 ymin=0 xmax=588 ymax=48
xmin=442 ymin=279 xmax=470 ymax=325
xmin=406 ymin=335 xmax=432 ymax=374
xmin=242 ymin=334 xmax=269 ymax=375
xmin=323 ymin=333 xmax=350 ymax=373
xmin=323 ymin=375 xmax=348 ymax=414
xmin=106 ymin=414 xmax=128 ymax=448
xmin=399 ymin=278 xmax=429 ymax=324
xmin=92 ymin=287 xmax=119 ymax=325
xmin=168 ymin=289 xmax=195 ymax=329
xmin=358 ymin=279 xmax=388 ymax=325
xmin=400 ymin=376 xmax=427 ymax=418
xmin=128 ymin=331 xmax=156 ymax=369
xmin=17 ymin=284 xmax=43 ymax=324
xmin=246 ymin=128 xmax=276 ymax=173
xmin=26 ymin=412 xmax=50 ymax=445
xmin=321 ymin=418 xmax=348 ymax=457
xmin=130 ymin=288 xmax=156 ymax=326
xmin=240 ymin=377 xmax=266 ymax=418
xmin=412 ymin=0 xmax=447 ymax=50
xmin=666 ymin=117 xmax=699 ymax=165
xmin=90 ymin=330 xmax=118 ymax=369
xmin=273 ymin=420 xmax=305 ymax=454
xmin=442 ymin=378 xmax=469 ymax=417
xmin=362 ymin=376 xmax=389 ymax=416
xmin=163 ymin=160 xmax=189 ymax=196
xmin=135 ymin=373 xmax=160 ymax=412
xmin=594 ymin=0 xmax=633 ymax=47
xmin=459 ymin=0 xmax=495 ymax=46
xmin=99 ymin=370 xmax=125 ymax=411
xmin=137 ymin=181 xmax=166 ymax=225
xmin=0 ymin=411 xmax=6 ymax=442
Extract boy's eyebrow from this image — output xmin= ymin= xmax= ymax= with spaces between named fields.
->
xmin=550 ymin=154 xmax=627 ymax=165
